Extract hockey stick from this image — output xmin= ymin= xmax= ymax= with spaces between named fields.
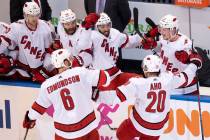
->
xmin=191 ymin=40 xmax=204 ymax=140
xmin=133 ymin=8 xmax=157 ymax=55
xmin=23 ymin=128 xmax=29 ymax=140
xmin=133 ymin=7 xmax=144 ymax=39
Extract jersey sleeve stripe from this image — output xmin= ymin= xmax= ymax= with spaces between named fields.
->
xmin=105 ymin=66 xmax=120 ymax=76
xmin=97 ymin=70 xmax=107 ymax=88
xmin=79 ymin=48 xmax=93 ymax=56
xmin=120 ymin=34 xmax=129 ymax=48
xmin=0 ymin=35 xmax=12 ymax=46
xmin=32 ymin=102 xmax=47 ymax=115
xmin=178 ymin=72 xmax=188 ymax=88
xmin=187 ymin=77 xmax=197 ymax=87
xmin=116 ymin=88 xmax=127 ymax=102
xmin=54 ymin=111 xmax=96 ymax=132
xmin=133 ymin=107 xmax=169 ymax=130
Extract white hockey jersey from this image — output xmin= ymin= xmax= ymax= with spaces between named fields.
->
xmin=117 ymin=64 xmax=197 ymax=136
xmin=158 ymin=33 xmax=197 ymax=94
xmin=91 ymin=28 xmax=142 ymax=71
xmin=0 ymin=22 xmax=10 ymax=55
xmin=0 ymin=19 xmax=53 ymax=69
xmin=57 ymin=23 xmax=92 ymax=67
xmin=28 ymin=67 xmax=110 ymax=139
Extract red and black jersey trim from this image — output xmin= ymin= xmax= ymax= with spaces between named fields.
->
xmin=105 ymin=67 xmax=120 ymax=77
xmin=79 ymin=48 xmax=93 ymax=56
xmin=133 ymin=107 xmax=169 ymax=130
xmin=120 ymin=34 xmax=129 ymax=48
xmin=187 ymin=77 xmax=197 ymax=87
xmin=116 ymin=88 xmax=126 ymax=102
xmin=54 ymin=111 xmax=96 ymax=132
xmin=178 ymin=72 xmax=188 ymax=88
xmin=32 ymin=102 xmax=47 ymax=115
xmin=97 ymin=70 xmax=107 ymax=88
xmin=0 ymin=35 xmax=12 ymax=46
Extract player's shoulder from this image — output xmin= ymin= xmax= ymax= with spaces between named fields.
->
xmin=178 ymin=33 xmax=192 ymax=47
xmin=0 ymin=22 xmax=9 ymax=28
xmin=77 ymin=26 xmax=92 ymax=37
xmin=65 ymin=67 xmax=87 ymax=76
xmin=38 ymin=20 xmax=52 ymax=30
xmin=11 ymin=20 xmax=24 ymax=27
xmin=0 ymin=22 xmax=10 ymax=34
xmin=129 ymin=76 xmax=146 ymax=85
xmin=110 ymin=28 xmax=121 ymax=37
xmin=159 ymin=71 xmax=173 ymax=83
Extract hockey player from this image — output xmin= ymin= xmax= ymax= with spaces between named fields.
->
xmin=23 ymin=48 xmax=110 ymax=140
xmin=90 ymin=13 xmax=142 ymax=102
xmin=142 ymin=14 xmax=200 ymax=94
xmin=116 ymin=53 xmax=202 ymax=140
xmin=0 ymin=22 xmax=19 ymax=78
xmin=57 ymin=9 xmax=98 ymax=67
xmin=0 ymin=2 xmax=55 ymax=83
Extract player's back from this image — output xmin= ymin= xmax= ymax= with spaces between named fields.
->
xmin=127 ymin=73 xmax=173 ymax=136
xmin=41 ymin=67 xmax=98 ymax=138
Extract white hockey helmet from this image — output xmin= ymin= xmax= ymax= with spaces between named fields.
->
xmin=142 ymin=55 xmax=161 ymax=73
xmin=51 ymin=49 xmax=72 ymax=68
xmin=60 ymin=9 xmax=76 ymax=24
xmin=159 ymin=14 xmax=179 ymax=30
xmin=23 ymin=2 xmax=40 ymax=16
xmin=96 ymin=13 xmax=111 ymax=26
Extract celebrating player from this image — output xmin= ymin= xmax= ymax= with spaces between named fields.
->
xmin=57 ymin=9 xmax=98 ymax=67
xmin=0 ymin=2 xmax=56 ymax=83
xmin=23 ymin=48 xmax=110 ymax=140
xmin=90 ymin=13 xmax=143 ymax=103
xmin=142 ymin=14 xmax=201 ymax=94
xmin=116 ymin=53 xmax=202 ymax=140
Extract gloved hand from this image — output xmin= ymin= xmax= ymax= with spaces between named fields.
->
xmin=0 ymin=55 xmax=15 ymax=74
xmin=23 ymin=111 xmax=36 ymax=129
xmin=72 ymin=56 xmax=84 ymax=67
xmin=53 ymin=39 xmax=63 ymax=50
xmin=82 ymin=13 xmax=100 ymax=29
xmin=31 ymin=67 xmax=50 ymax=83
xmin=145 ymin=27 xmax=159 ymax=38
xmin=141 ymin=36 xmax=157 ymax=50
xmin=175 ymin=50 xmax=189 ymax=64
xmin=189 ymin=52 xmax=202 ymax=69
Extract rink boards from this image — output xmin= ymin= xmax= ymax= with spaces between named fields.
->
xmin=0 ymin=81 xmax=210 ymax=140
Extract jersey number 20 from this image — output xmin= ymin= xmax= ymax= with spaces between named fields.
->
xmin=146 ymin=90 xmax=166 ymax=113
xmin=60 ymin=88 xmax=75 ymax=111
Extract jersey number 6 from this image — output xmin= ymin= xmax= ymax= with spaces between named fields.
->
xmin=146 ymin=90 xmax=166 ymax=113
xmin=60 ymin=88 xmax=75 ymax=111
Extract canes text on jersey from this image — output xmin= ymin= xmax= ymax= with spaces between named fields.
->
xmin=101 ymin=39 xmax=118 ymax=61
xmin=160 ymin=50 xmax=178 ymax=73
xmin=21 ymin=35 xmax=46 ymax=61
